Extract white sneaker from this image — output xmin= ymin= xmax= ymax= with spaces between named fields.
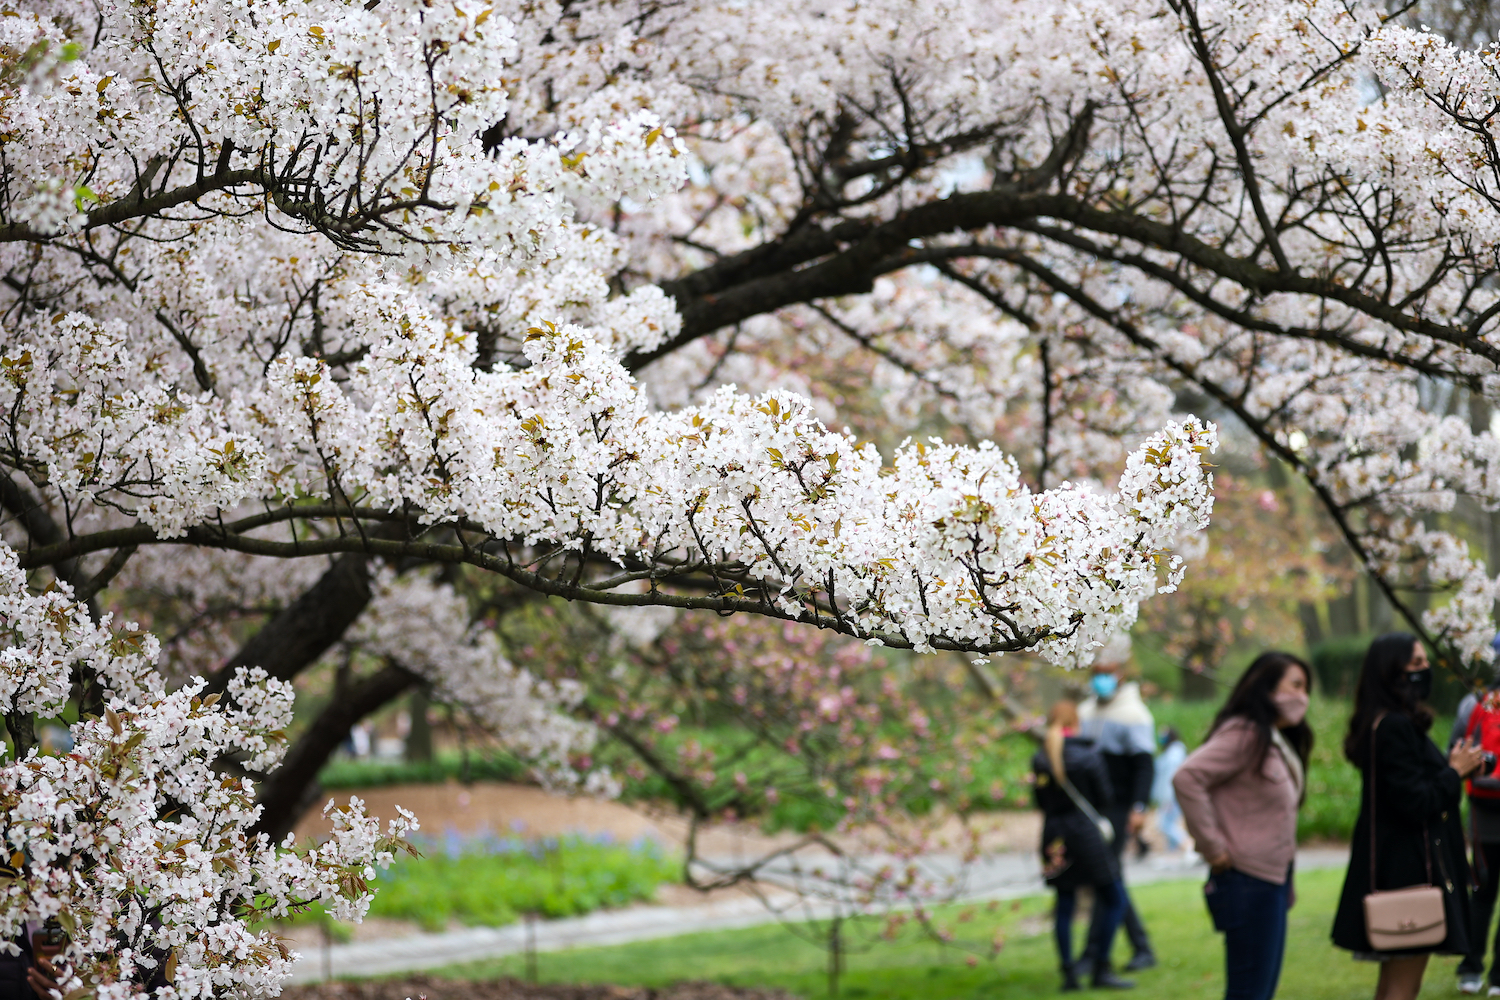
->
xmin=1485 ymin=985 xmax=1500 ymax=997
xmin=1461 ymin=974 xmax=1483 ymax=995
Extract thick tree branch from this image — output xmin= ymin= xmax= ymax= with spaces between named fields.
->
xmin=15 ymin=522 xmax=1050 ymax=655
xmin=638 ymin=188 xmax=1500 ymax=372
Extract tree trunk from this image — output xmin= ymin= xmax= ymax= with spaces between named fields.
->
xmin=1327 ymin=591 xmax=1360 ymax=636
xmin=5 ymin=712 xmax=34 ymax=758
xmin=1180 ymin=646 xmax=1218 ymax=700
xmin=405 ymin=686 xmax=433 ymax=764
xmin=252 ymin=662 xmax=421 ymax=841
xmin=1366 ymin=573 xmax=1396 ymax=634
xmin=208 ymin=552 xmax=374 ymax=693
xmin=1297 ymin=601 xmax=1324 ymax=650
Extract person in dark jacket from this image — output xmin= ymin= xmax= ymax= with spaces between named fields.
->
xmin=1034 ymin=699 xmax=1135 ymax=991
xmin=1448 ymin=637 xmax=1500 ymax=995
xmin=0 ymin=919 xmax=67 ymax=1000
xmin=0 ymin=931 xmax=35 ymax=1000
xmin=1331 ymin=632 xmax=1485 ymax=1000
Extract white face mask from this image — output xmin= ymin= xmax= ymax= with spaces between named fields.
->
xmin=1273 ymin=690 xmax=1309 ymax=727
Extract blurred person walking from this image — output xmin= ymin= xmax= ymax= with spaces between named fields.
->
xmin=1450 ymin=636 xmax=1500 ymax=995
xmin=1033 ymin=700 xmax=1135 ymax=991
xmin=1332 ymin=633 xmax=1484 ymax=1000
xmin=1153 ymin=726 xmax=1189 ymax=858
xmin=1172 ymin=652 xmax=1314 ymax=1000
xmin=1076 ymin=634 xmax=1158 ymax=974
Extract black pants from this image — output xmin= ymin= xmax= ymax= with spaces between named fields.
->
xmin=1461 ymin=839 xmax=1500 ymax=983
xmin=1056 ymin=880 xmax=1127 ymax=973
xmin=1080 ymin=805 xmax=1152 ymax=967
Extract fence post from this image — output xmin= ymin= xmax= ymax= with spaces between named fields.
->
xmin=827 ymin=916 xmax=843 ymax=998
xmin=525 ymin=911 xmax=538 ymax=983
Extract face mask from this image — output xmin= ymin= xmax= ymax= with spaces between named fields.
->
xmin=1091 ymin=673 xmax=1118 ymax=700
xmin=1272 ymin=690 xmax=1309 ymax=727
xmin=1408 ymin=668 xmax=1434 ymax=703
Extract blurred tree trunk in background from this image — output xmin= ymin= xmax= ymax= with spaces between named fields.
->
xmin=1298 ymin=603 xmax=1324 ymax=650
xmin=1180 ymin=643 xmax=1219 ymax=701
xmin=406 ymin=687 xmax=434 ymax=764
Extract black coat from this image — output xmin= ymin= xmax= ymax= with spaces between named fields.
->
xmin=1331 ymin=711 xmax=1473 ymax=955
xmin=1102 ymin=751 xmax=1155 ymax=815
xmin=1032 ymin=737 xmax=1120 ymax=891
xmin=0 ymin=932 xmax=35 ymax=1000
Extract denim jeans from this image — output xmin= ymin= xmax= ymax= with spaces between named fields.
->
xmin=1157 ymin=796 xmax=1186 ymax=852
xmin=1056 ymin=880 xmax=1127 ymax=973
xmin=1203 ymin=868 xmax=1291 ymax=1000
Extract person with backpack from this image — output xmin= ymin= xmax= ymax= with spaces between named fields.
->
xmin=1452 ymin=637 xmax=1500 ymax=995
xmin=1033 ymin=699 xmax=1136 ymax=991
xmin=1171 ymin=652 xmax=1314 ymax=1000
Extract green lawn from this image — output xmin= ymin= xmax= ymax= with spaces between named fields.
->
xmin=426 ymin=867 xmax=1468 ymax=999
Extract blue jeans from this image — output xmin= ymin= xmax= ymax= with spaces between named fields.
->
xmin=1056 ymin=880 xmax=1127 ymax=973
xmin=1157 ymin=796 xmax=1186 ymax=852
xmin=1203 ymin=868 xmax=1291 ymax=1000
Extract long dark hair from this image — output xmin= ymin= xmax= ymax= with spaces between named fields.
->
xmin=1343 ymin=632 xmax=1432 ymax=768
xmin=1207 ymin=651 xmax=1314 ymax=776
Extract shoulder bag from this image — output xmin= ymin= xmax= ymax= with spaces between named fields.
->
xmin=1363 ymin=713 xmax=1447 ymax=951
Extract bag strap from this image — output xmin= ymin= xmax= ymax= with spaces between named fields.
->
xmin=1060 ymin=773 xmax=1109 ymax=830
xmin=1049 ymin=744 xmax=1110 ymax=831
xmin=1369 ymin=712 xmax=1435 ymax=892
xmin=1369 ymin=713 xmax=1380 ymax=891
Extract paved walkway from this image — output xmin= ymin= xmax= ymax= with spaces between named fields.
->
xmin=286 ymin=847 xmax=1350 ymax=982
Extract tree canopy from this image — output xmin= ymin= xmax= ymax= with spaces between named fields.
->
xmin=5 ymin=0 xmax=1500 ymax=995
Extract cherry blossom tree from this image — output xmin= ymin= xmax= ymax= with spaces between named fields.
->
xmin=10 ymin=0 xmax=1500 ymax=993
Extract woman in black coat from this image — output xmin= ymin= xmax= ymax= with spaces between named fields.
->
xmin=1331 ymin=633 xmax=1485 ymax=1000
xmin=1034 ymin=699 xmax=1133 ymax=991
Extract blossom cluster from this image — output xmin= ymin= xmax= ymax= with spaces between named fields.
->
xmin=0 ymin=551 xmax=414 ymax=1000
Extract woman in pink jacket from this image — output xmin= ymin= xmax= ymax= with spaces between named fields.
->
xmin=1173 ymin=651 xmax=1313 ymax=1000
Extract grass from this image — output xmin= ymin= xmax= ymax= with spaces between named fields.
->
xmin=369 ymin=831 xmax=680 ymax=931
xmin=281 ymin=830 xmax=680 ymax=938
xmin=424 ymin=866 xmax=1464 ymax=999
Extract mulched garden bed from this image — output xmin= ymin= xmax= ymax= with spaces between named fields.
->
xmin=284 ymin=975 xmax=800 ymax=1000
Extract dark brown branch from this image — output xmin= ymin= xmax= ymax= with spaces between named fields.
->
xmin=74 ymin=545 xmax=137 ymax=605
xmin=0 ymin=168 xmax=265 ymax=242
xmin=638 ymin=185 xmax=1500 ymax=372
xmin=14 ymin=522 xmax=1047 ymax=655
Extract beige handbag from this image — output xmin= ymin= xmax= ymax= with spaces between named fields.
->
xmin=1362 ymin=714 xmax=1447 ymax=951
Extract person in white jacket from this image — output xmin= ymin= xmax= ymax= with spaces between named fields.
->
xmin=1075 ymin=634 xmax=1158 ymax=976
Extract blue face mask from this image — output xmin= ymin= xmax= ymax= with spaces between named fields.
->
xmin=1091 ymin=673 xmax=1118 ymax=700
